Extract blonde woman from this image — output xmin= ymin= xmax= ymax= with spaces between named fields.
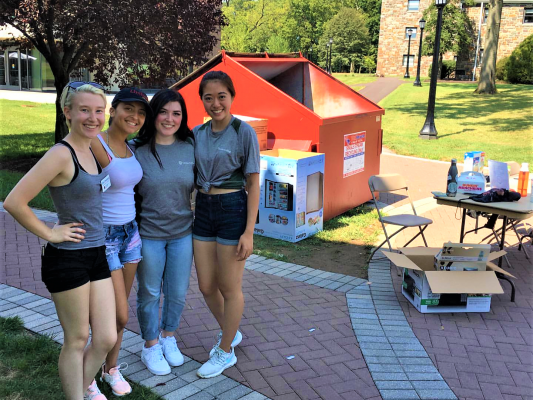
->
xmin=4 ymin=82 xmax=117 ymax=400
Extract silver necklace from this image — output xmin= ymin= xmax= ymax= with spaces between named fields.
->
xmin=105 ymin=130 xmax=128 ymax=158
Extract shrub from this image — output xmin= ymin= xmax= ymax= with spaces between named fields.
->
xmin=506 ymin=34 xmax=533 ymax=84
xmin=496 ymin=56 xmax=509 ymax=81
xmin=428 ymin=60 xmax=456 ymax=79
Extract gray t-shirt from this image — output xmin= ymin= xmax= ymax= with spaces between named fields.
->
xmin=193 ymin=117 xmax=260 ymax=193
xmin=130 ymin=139 xmax=195 ymax=240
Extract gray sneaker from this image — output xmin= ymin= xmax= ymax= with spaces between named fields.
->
xmin=197 ymin=346 xmax=237 ymax=378
xmin=209 ymin=330 xmax=243 ymax=357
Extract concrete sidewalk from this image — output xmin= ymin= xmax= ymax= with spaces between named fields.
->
xmin=358 ymin=78 xmax=406 ymax=104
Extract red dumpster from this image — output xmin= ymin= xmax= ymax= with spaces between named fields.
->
xmin=172 ymin=51 xmax=384 ymax=221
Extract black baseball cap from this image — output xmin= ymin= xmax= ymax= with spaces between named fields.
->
xmin=111 ymin=87 xmax=150 ymax=108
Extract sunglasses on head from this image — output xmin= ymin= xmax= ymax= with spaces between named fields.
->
xmin=67 ymin=81 xmax=105 ymax=92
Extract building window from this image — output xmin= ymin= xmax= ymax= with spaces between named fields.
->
xmin=479 ymin=49 xmax=484 ymax=65
xmin=524 ymin=8 xmax=533 ymax=23
xmin=405 ymin=28 xmax=417 ymax=39
xmin=483 ymin=7 xmax=489 ymax=24
xmin=407 ymin=0 xmax=420 ymax=11
xmin=402 ymin=55 xmax=415 ymax=67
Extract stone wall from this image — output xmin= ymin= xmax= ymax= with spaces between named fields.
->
xmin=459 ymin=5 xmax=533 ymax=78
xmin=377 ymin=0 xmax=533 ymax=78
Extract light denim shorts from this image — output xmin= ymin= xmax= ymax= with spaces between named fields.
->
xmin=104 ymin=220 xmax=142 ymax=271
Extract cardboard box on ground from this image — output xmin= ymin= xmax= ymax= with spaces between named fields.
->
xmin=255 ymin=150 xmax=325 ymax=243
xmin=383 ymin=243 xmax=514 ymax=313
xmin=204 ymin=115 xmax=268 ymax=151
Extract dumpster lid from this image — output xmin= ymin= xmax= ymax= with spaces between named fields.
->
xmin=172 ymin=52 xmax=384 ymax=122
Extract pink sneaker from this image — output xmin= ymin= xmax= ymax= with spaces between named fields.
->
xmin=84 ymin=379 xmax=107 ymax=400
xmin=101 ymin=363 xmax=132 ymax=396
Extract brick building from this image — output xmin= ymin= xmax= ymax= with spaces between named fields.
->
xmin=376 ymin=0 xmax=533 ymax=79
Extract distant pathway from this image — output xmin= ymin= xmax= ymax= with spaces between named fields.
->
xmin=358 ymin=78 xmax=406 ymax=104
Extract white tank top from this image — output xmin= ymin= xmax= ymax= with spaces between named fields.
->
xmin=97 ymin=134 xmax=143 ymax=225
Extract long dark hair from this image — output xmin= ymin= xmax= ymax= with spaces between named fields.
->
xmin=134 ymin=89 xmax=193 ymax=168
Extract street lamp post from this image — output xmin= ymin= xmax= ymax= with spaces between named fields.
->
xmin=419 ymin=0 xmax=447 ymax=140
xmin=326 ymin=43 xmax=330 ymax=72
xmin=413 ymin=19 xmax=426 ymax=87
xmin=328 ymin=37 xmax=333 ymax=74
xmin=404 ymin=29 xmax=413 ymax=78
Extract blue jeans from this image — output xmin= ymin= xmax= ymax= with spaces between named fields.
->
xmin=136 ymin=234 xmax=193 ymax=341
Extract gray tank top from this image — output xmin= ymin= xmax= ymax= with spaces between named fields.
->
xmin=48 ymin=141 xmax=106 ymax=250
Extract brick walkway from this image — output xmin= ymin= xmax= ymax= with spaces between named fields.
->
xmin=1 ymin=152 xmax=532 ymax=400
xmin=380 ymin=153 xmax=533 ymax=400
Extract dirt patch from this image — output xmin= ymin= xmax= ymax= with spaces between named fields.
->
xmin=0 ymin=158 xmax=40 ymax=173
xmin=278 ymin=241 xmax=370 ymax=279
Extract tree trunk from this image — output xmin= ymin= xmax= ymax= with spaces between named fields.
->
xmin=475 ymin=0 xmax=502 ymax=94
xmin=54 ymin=78 xmax=70 ymax=143
xmin=350 ymin=60 xmax=354 ymax=74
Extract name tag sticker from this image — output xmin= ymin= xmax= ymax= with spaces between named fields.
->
xmin=101 ymin=175 xmax=111 ymax=192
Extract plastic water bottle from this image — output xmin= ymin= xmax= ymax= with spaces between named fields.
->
xmin=447 ymin=159 xmax=458 ymax=197
xmin=517 ymin=163 xmax=529 ymax=197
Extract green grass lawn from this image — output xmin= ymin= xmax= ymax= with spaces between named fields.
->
xmin=334 ymin=73 xmax=377 ymax=86
xmin=0 ymin=316 xmax=163 ymax=400
xmin=379 ymin=83 xmax=533 ymax=165
xmin=0 ymin=100 xmax=56 ymax=160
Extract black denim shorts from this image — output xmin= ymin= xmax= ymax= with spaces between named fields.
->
xmin=41 ymin=244 xmax=111 ymax=293
xmin=192 ymin=189 xmax=247 ymax=246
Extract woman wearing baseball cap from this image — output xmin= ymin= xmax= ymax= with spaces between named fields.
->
xmin=90 ymin=87 xmax=150 ymax=396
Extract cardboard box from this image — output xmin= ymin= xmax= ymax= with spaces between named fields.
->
xmin=383 ymin=247 xmax=512 ymax=313
xmin=255 ymin=149 xmax=325 ymax=243
xmin=434 ymin=242 xmax=490 ymax=271
xmin=204 ymin=115 xmax=268 ymax=150
xmin=464 ymin=151 xmax=485 ymax=172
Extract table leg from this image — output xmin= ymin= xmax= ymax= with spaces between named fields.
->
xmin=496 ymin=273 xmax=516 ymax=302
xmin=460 ymin=209 xmax=466 ymax=243
xmin=499 ymin=216 xmax=507 ymax=267
xmin=498 ymin=216 xmax=515 ymax=302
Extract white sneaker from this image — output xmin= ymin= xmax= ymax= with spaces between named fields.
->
xmin=159 ymin=333 xmax=184 ymax=367
xmin=197 ymin=346 xmax=237 ymax=378
xmin=141 ymin=343 xmax=171 ymax=375
xmin=209 ymin=330 xmax=243 ymax=357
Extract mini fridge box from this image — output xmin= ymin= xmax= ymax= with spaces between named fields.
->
xmin=383 ymin=247 xmax=511 ymax=313
xmin=434 ymin=242 xmax=491 ymax=271
xmin=204 ymin=115 xmax=268 ymax=150
xmin=255 ymin=149 xmax=325 ymax=243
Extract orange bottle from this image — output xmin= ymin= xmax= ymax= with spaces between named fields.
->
xmin=517 ymin=163 xmax=530 ymax=197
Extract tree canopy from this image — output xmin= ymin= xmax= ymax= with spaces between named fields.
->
xmin=421 ymin=0 xmax=475 ymax=64
xmin=220 ymin=0 xmax=380 ymax=72
xmin=0 ymin=0 xmax=224 ymax=140
xmin=319 ymin=8 xmax=370 ymax=73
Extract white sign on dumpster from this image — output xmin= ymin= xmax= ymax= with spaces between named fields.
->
xmin=343 ymin=132 xmax=365 ymax=178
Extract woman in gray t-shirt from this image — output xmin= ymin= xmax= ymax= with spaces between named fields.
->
xmin=192 ymin=71 xmax=260 ymax=379
xmin=131 ymin=89 xmax=196 ymax=377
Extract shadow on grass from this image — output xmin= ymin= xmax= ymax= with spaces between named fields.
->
xmin=0 ymin=131 xmax=54 ymax=161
